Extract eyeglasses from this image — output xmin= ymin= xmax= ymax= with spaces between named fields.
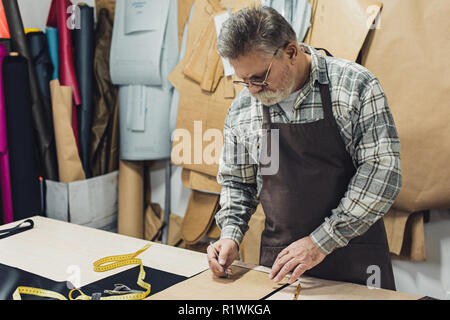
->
xmin=233 ymin=44 xmax=286 ymax=88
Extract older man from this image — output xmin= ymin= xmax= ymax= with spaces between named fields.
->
xmin=207 ymin=6 xmax=401 ymax=290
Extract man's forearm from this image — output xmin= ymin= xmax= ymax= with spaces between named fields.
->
xmin=310 ymin=155 xmax=402 ymax=255
xmin=215 ymin=180 xmax=259 ymax=245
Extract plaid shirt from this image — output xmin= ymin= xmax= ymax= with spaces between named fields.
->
xmin=215 ymin=45 xmax=402 ymax=255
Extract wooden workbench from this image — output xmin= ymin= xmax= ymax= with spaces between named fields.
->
xmin=0 ymin=216 xmax=421 ymax=300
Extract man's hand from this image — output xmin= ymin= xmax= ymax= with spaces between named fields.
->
xmin=207 ymin=239 xmax=239 ymax=278
xmin=269 ymin=236 xmax=326 ymax=284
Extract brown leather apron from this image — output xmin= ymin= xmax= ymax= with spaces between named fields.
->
xmin=258 ymin=79 xmax=396 ymax=290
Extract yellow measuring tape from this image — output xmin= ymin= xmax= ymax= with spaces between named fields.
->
xmin=13 ymin=244 xmax=152 ymax=300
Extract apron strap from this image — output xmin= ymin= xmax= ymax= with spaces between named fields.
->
xmin=262 ymin=104 xmax=272 ymax=126
xmin=314 ymin=47 xmax=334 ymax=57
xmin=318 ymin=83 xmax=334 ymax=121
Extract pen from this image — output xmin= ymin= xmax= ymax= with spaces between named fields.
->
xmin=209 ymin=241 xmax=229 ymax=278
xmin=293 ymin=281 xmax=301 ymax=300
xmin=39 ymin=176 xmax=45 ymax=215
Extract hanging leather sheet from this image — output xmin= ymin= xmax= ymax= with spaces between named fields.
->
xmin=2 ymin=0 xmax=58 ymax=181
xmin=26 ymin=31 xmax=53 ymax=100
xmin=115 ymin=0 xmax=179 ymax=160
xmin=181 ymin=190 xmax=220 ymax=245
xmin=2 ymin=54 xmax=41 ymax=220
xmin=49 ymin=80 xmax=85 ymax=183
xmin=360 ymin=0 xmax=450 ymax=260
xmin=90 ymin=8 xmax=118 ymax=177
xmin=46 ymin=0 xmax=81 ymax=148
xmin=74 ymin=4 xmax=95 ymax=178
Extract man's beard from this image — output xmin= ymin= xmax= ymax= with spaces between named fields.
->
xmin=252 ymin=66 xmax=296 ymax=106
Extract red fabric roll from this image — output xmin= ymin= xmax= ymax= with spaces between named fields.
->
xmin=47 ymin=0 xmax=80 ymax=148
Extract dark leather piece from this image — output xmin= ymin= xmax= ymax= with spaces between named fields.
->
xmin=74 ymin=4 xmax=95 ymax=178
xmin=2 ymin=55 xmax=41 ymax=220
xmin=26 ymin=31 xmax=53 ymax=100
xmin=0 ymin=263 xmax=187 ymax=300
xmin=0 ymin=38 xmax=10 ymax=53
xmin=2 ymin=0 xmax=59 ymax=181
xmin=90 ymin=8 xmax=119 ymax=177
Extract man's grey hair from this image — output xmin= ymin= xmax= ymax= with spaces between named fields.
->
xmin=217 ymin=6 xmax=297 ymax=60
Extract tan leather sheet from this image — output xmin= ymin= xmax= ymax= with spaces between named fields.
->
xmin=148 ymin=264 xmax=286 ymax=300
xmin=169 ymin=0 xmax=259 ymax=176
xmin=361 ymin=0 xmax=450 ymax=259
xmin=361 ymin=0 xmax=450 ymax=213
xmin=181 ymin=168 xmax=222 ymax=194
xmin=50 ymin=80 xmax=85 ymax=183
xmin=181 ymin=190 xmax=220 ymax=244
xmin=305 ymin=0 xmax=382 ymax=61
xmin=383 ymin=208 xmax=426 ymax=261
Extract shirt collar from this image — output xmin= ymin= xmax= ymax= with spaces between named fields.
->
xmin=289 ymin=45 xmax=329 ymax=110
xmin=302 ymin=44 xmax=329 ymax=85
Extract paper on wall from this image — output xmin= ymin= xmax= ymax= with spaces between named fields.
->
xmin=125 ymin=0 xmax=161 ymax=34
xmin=118 ymin=0 xmax=179 ymax=160
xmin=110 ymin=0 xmax=170 ymax=85
xmin=361 ymin=0 xmax=450 ymax=212
xmin=126 ymin=85 xmax=147 ymax=132
xmin=169 ymin=0 xmax=259 ymax=177
xmin=170 ymin=1 xmax=195 ymax=139
xmin=305 ymin=0 xmax=382 ymax=61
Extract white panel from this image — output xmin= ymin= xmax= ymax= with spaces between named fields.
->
xmin=392 ymin=209 xmax=450 ymax=299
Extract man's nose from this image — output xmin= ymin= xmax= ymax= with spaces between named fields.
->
xmin=248 ymin=83 xmax=263 ymax=94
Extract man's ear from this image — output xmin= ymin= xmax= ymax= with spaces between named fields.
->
xmin=285 ymin=43 xmax=298 ymax=63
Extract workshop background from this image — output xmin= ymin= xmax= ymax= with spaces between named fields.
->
xmin=0 ymin=0 xmax=449 ymax=299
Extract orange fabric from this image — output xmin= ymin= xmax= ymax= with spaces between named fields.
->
xmin=0 ymin=2 xmax=10 ymax=38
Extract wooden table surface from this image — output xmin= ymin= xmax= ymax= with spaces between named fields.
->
xmin=0 ymin=216 xmax=421 ymax=300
